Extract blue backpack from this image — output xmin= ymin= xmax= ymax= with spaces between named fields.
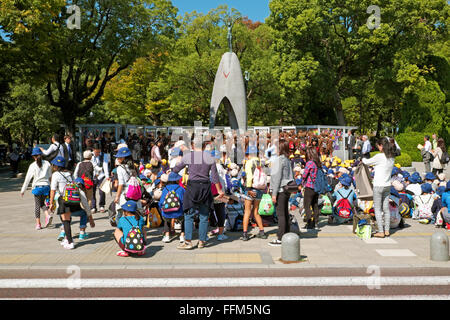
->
xmin=314 ymin=167 xmax=329 ymax=195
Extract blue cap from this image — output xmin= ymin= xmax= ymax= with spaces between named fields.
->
xmin=51 ymin=156 xmax=66 ymax=167
xmin=157 ymin=171 xmax=164 ymax=178
xmin=115 ymin=147 xmax=131 ymax=158
xmin=421 ymin=183 xmax=432 ymax=194
xmin=390 ymin=186 xmax=400 ymax=198
xmin=391 ymin=167 xmax=400 ymax=176
xmin=425 ymin=172 xmax=436 ymax=181
xmin=74 ymin=178 xmax=85 ymax=186
xmin=170 ymin=147 xmax=182 ymax=157
xmin=168 ymin=172 xmax=182 ymax=182
xmin=436 ymin=186 xmax=446 ymax=196
xmin=245 ymin=145 xmax=258 ymax=155
xmin=402 ymin=171 xmax=410 ymax=179
xmin=121 ymin=200 xmax=137 ymax=212
xmin=339 ymin=175 xmax=352 ymax=187
xmin=154 ymin=179 xmax=161 ymax=186
xmin=139 ymin=174 xmax=146 ymax=180
xmin=327 ymin=169 xmax=334 ymax=175
xmin=410 ymin=172 xmax=422 ymax=184
xmin=31 ymin=147 xmax=42 ymax=156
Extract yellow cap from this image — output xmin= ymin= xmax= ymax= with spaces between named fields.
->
xmin=145 ymin=164 xmax=152 ymax=169
xmin=395 ymin=163 xmax=401 ymax=169
xmin=162 ymin=159 xmax=167 ymax=165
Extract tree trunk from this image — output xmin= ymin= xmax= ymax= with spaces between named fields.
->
xmin=334 ymin=91 xmax=346 ymax=126
xmin=376 ymin=114 xmax=383 ymax=138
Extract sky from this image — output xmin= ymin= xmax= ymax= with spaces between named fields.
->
xmin=171 ymin=0 xmax=271 ymax=22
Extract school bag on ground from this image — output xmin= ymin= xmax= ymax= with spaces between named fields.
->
xmin=123 ymin=217 xmax=145 ymax=254
xmin=399 ymin=193 xmax=413 ymax=218
xmin=258 ymin=194 xmax=274 ymax=216
xmin=225 ymin=204 xmax=244 ymax=231
xmin=161 ymin=186 xmax=181 ymax=213
xmin=60 ymin=173 xmax=81 ymax=205
xmin=321 ymin=195 xmax=333 ymax=215
xmin=335 ymin=190 xmax=353 ymax=219
xmin=356 ymin=222 xmax=372 ymax=240
xmin=416 ymin=195 xmax=434 ymax=219
xmin=146 ymin=206 xmax=162 ymax=228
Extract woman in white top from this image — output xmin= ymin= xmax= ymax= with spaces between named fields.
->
xmin=21 ymin=148 xmax=52 ymax=230
xmin=362 ymin=137 xmax=396 ymax=238
xmin=432 ymin=138 xmax=446 ymax=175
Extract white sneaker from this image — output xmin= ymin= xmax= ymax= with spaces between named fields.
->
xmin=60 ymin=238 xmax=68 ymax=246
xmin=99 ymin=207 xmax=105 ymax=213
xmin=162 ymin=235 xmax=171 ymax=243
xmin=63 ymin=242 xmax=75 ymax=250
xmin=217 ymin=234 xmax=229 ymax=241
xmin=91 ymin=208 xmax=96 ymax=214
xmin=179 ymin=235 xmax=185 ymax=243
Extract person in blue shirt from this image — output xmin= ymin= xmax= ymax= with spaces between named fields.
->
xmin=159 ymin=172 xmax=185 ymax=244
xmin=441 ymin=181 xmax=450 ymax=227
xmin=114 ymin=200 xmax=146 ymax=257
xmin=329 ymin=175 xmax=357 ymax=225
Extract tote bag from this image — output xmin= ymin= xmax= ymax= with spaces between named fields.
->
xmin=354 ymin=163 xmax=373 ymax=200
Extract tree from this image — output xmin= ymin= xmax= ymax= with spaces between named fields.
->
xmin=0 ymin=0 xmax=178 ymax=134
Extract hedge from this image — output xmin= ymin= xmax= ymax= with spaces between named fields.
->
xmin=395 ymin=131 xmax=434 ymax=162
xmin=369 ymin=151 xmax=412 ymax=167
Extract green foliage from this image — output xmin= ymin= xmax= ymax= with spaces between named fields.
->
xmin=395 ymin=153 xmax=412 ymax=168
xmin=18 ymin=160 xmax=34 ymax=173
xmin=396 ymin=132 xmax=435 ymax=162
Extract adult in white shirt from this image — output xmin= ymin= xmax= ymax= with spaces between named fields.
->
xmin=40 ymin=134 xmax=65 ymax=161
xmin=361 ymin=135 xmax=372 ymax=159
xmin=20 ymin=148 xmax=52 ymax=229
xmin=91 ymin=144 xmax=110 ymax=213
xmin=362 ymin=137 xmax=396 ymax=238
xmin=422 ymin=135 xmax=433 ymax=173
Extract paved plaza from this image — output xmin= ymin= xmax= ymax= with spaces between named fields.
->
xmin=1 ymin=168 xmax=449 ymax=271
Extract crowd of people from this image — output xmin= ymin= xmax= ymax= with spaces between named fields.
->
xmin=19 ymin=129 xmax=449 ymax=256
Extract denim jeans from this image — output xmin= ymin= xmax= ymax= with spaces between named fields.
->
xmin=70 ymin=210 xmax=88 ymax=229
xmin=373 ymin=186 xmax=391 ymax=233
xmin=184 ymin=204 xmax=209 ymax=242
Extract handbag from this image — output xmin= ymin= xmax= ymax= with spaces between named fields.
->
xmin=283 ymin=180 xmax=299 ymax=193
xmin=100 ymin=178 xmax=112 ymax=195
xmin=354 ymin=163 xmax=373 ymax=200
xmin=356 ymin=224 xmax=372 ymax=240
xmin=258 ymin=194 xmax=274 ymax=216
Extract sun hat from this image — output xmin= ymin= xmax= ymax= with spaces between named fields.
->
xmin=153 ymin=179 xmax=161 ymax=186
xmin=402 ymin=171 xmax=410 ymax=179
xmin=410 ymin=172 xmax=422 ymax=184
xmin=75 ymin=178 xmax=85 ymax=186
xmin=161 ymin=173 xmax=168 ymax=183
xmin=436 ymin=186 xmax=446 ymax=196
xmin=392 ymin=180 xmax=404 ymax=192
xmin=121 ymin=200 xmax=137 ymax=213
xmin=51 ymin=156 xmax=66 ymax=167
xmin=421 ymin=183 xmax=432 ymax=194
xmin=294 ymin=166 xmax=302 ymax=172
xmin=83 ymin=150 xmax=93 ymax=159
xmin=230 ymin=169 xmax=239 ymax=177
xmin=115 ymin=147 xmax=131 ymax=158
xmin=339 ymin=175 xmax=352 ymax=187
xmin=145 ymin=164 xmax=152 ymax=169
xmin=391 ymin=167 xmax=400 ymax=176
xmin=425 ymin=172 xmax=437 ymax=181
xmin=168 ymin=172 xmax=182 ymax=182
xmin=338 ymin=167 xmax=349 ymax=175
xmin=115 ymin=143 xmax=128 ymax=151
xmin=31 ymin=147 xmax=42 ymax=156
xmin=174 ymin=140 xmax=186 ymax=148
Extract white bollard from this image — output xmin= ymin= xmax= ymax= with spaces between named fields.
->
xmin=281 ymin=233 xmax=300 ymax=262
xmin=430 ymin=230 xmax=449 ymax=262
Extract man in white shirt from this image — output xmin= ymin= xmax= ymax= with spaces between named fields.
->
xmin=361 ymin=135 xmax=372 ymax=159
xmin=91 ymin=144 xmax=110 ymax=213
xmin=422 ymin=135 xmax=433 ymax=173
xmin=41 ymin=134 xmax=65 ymax=161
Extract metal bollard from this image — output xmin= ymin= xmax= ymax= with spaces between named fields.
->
xmin=430 ymin=230 xmax=449 ymax=262
xmin=281 ymin=233 xmax=300 ymax=262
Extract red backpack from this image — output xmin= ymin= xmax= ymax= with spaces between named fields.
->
xmin=335 ymin=190 xmax=353 ymax=218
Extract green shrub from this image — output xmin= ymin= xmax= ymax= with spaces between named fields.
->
xmin=395 ymin=132 xmax=434 ymax=162
xmin=18 ymin=159 xmax=33 ymax=173
xmin=395 ymin=153 xmax=412 ymax=167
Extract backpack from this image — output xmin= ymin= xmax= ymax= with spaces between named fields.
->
xmin=161 ymin=186 xmax=181 ymax=213
xmin=439 ymin=151 xmax=450 ymax=165
xmin=225 ymin=204 xmax=244 ymax=231
xmin=145 ymin=206 xmax=162 ymax=228
xmin=398 ymin=193 xmax=413 ymax=218
xmin=251 ymin=159 xmax=267 ymax=190
xmin=314 ymin=167 xmax=329 ymax=194
xmin=321 ymin=195 xmax=333 ymax=215
xmin=126 ymin=176 xmax=142 ymax=200
xmin=335 ymin=190 xmax=353 ymax=219
xmin=81 ymin=174 xmax=94 ymax=190
xmin=43 ymin=143 xmax=61 ymax=162
xmin=416 ymin=195 xmax=434 ymax=219
xmin=123 ymin=217 xmax=145 ymax=254
xmin=60 ymin=173 xmax=81 ymax=205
